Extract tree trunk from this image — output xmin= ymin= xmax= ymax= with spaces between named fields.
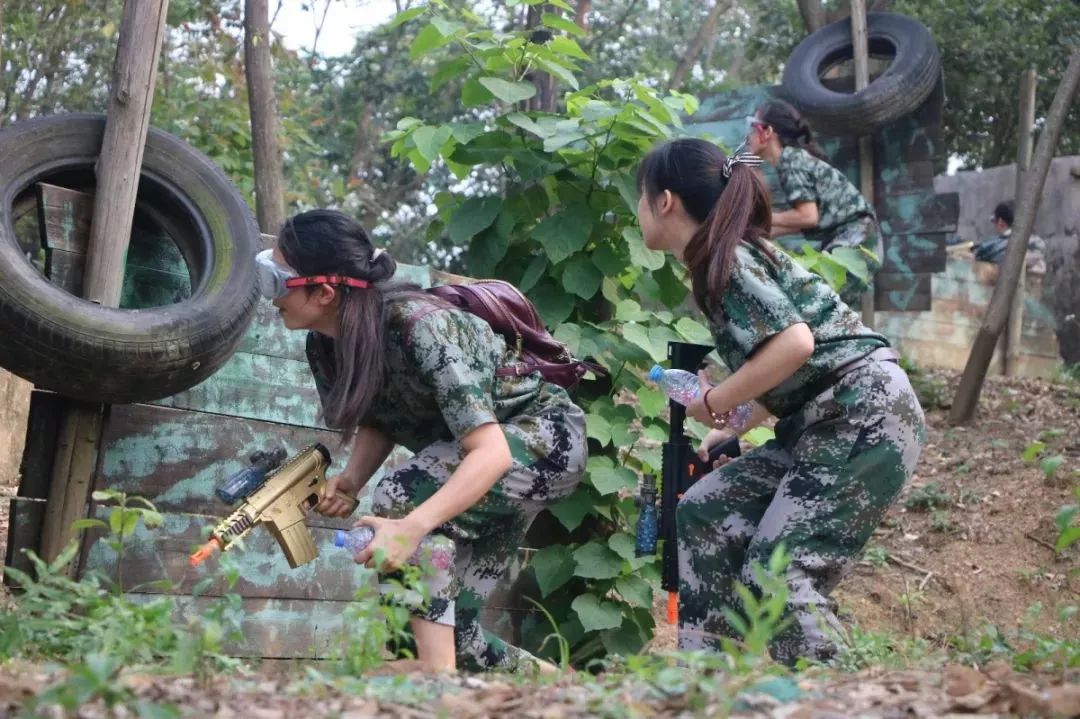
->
xmin=797 ymin=0 xmax=826 ymax=34
xmin=949 ymin=49 xmax=1080 ymax=424
xmin=574 ymin=0 xmax=591 ymax=31
xmin=667 ymin=0 xmax=730 ymax=92
xmin=526 ymin=4 xmax=557 ymax=112
xmin=245 ymin=0 xmax=286 ymax=234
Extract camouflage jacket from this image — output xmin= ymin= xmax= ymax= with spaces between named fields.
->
xmin=777 ymin=146 xmax=876 ymax=245
xmin=306 ymin=298 xmax=579 ymax=452
xmin=705 ymin=243 xmax=890 ymax=418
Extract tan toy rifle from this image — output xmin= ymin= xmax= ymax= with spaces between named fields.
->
xmin=189 ymin=443 xmax=358 ymax=569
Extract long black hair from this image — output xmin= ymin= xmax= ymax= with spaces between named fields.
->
xmin=637 ymin=138 xmax=774 ymax=314
xmin=757 ymin=99 xmax=828 ymax=161
xmin=278 ymin=209 xmax=432 ymax=438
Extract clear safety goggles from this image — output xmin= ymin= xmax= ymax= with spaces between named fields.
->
xmin=254 ymin=249 xmax=369 ymax=300
xmin=745 ymin=115 xmax=766 ymax=132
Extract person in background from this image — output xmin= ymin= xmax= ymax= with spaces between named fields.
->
xmin=746 ymin=99 xmax=883 ymax=307
xmin=973 ymin=201 xmax=1046 ymax=275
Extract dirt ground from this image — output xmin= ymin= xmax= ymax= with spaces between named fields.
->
xmin=1 ymin=369 xmax=1078 ymax=717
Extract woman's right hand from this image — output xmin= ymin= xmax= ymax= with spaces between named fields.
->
xmin=698 ymin=428 xmax=737 ymax=469
xmin=315 ymin=472 xmax=363 ymax=518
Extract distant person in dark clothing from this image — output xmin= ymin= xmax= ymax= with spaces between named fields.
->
xmin=973 ymin=201 xmax=1045 ymax=275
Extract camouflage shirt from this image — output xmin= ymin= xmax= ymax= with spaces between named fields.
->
xmin=307 ymin=298 xmax=578 ymax=453
xmin=777 ymin=146 xmax=876 ymax=245
xmin=706 ymin=243 xmax=889 ymax=418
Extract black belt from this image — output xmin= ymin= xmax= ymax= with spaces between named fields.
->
xmin=801 ymin=346 xmax=900 ymax=405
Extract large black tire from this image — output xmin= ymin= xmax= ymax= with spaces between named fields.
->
xmin=0 ymin=114 xmax=260 ymax=403
xmin=781 ymin=12 xmax=941 ymax=135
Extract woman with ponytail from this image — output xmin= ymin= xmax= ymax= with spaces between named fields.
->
xmin=635 ymin=138 xmax=925 ymax=665
xmin=259 ymin=209 xmax=586 ymax=673
xmin=748 ymin=99 xmax=882 ymax=307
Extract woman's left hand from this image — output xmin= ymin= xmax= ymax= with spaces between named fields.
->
xmin=351 ymin=515 xmax=426 ymax=571
xmin=686 ymin=370 xmax=722 ymax=427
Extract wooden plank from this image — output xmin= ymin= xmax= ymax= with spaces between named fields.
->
xmin=93 ymin=403 xmax=356 ymax=516
xmin=878 ymin=191 xmax=959 ymax=235
xmin=79 ymin=508 xmax=365 ymax=601
xmin=4 ymin=499 xmax=46 ymax=586
xmin=874 ymin=272 xmax=932 ymax=312
xmin=125 ymin=594 xmax=359 ymax=659
xmin=151 ymin=352 xmax=325 ymax=428
xmin=881 ymin=233 xmax=947 ymax=274
xmin=16 ymin=391 xmax=65 ymax=501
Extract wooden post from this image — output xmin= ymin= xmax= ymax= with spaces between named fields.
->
xmin=82 ymin=0 xmax=170 ymax=308
xmin=1003 ymin=69 xmax=1037 ymax=377
xmin=950 ymin=50 xmax=1080 ymax=425
xmin=245 ymin=0 xmax=286 ymax=234
xmin=38 ymin=0 xmax=169 ymax=564
xmin=851 ymin=0 xmax=876 ymax=326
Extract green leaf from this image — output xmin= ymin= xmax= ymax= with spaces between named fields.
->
xmin=743 ymin=426 xmax=775 ymax=447
xmin=586 ymin=412 xmax=612 ymax=446
xmin=411 ymin=125 xmax=453 ymax=162
xmin=409 ymin=23 xmax=450 ymax=59
xmin=562 ymin=261 xmax=602 ymax=299
xmin=830 ymin=247 xmax=871 ymax=283
xmin=550 ymin=36 xmax=590 ymax=61
xmin=601 ymin=618 xmax=647 ymax=656
xmin=534 ymin=55 xmax=579 ymax=90
xmin=614 ymin=299 xmax=649 ymax=322
xmin=608 ymin=532 xmax=636 ymax=561
xmin=571 ymin=593 xmax=623 ymax=632
xmin=612 ymin=173 xmax=639 ymax=213
xmin=449 ymin=122 xmax=485 ymax=145
xmin=479 ymin=77 xmax=537 ymax=104
xmin=71 ymin=518 xmax=108 ymax=531
xmin=573 ymin=541 xmax=624 ymax=579
xmin=541 ymin=13 xmax=586 ymax=37
xmin=448 ymin=196 xmax=503 ymax=244
xmin=615 ymin=574 xmax=653 ymax=608
xmin=1040 ymin=454 xmax=1065 ymax=479
xmin=622 ymin=323 xmax=665 ymax=363
xmin=543 ymin=129 xmax=587 ymax=152
xmin=388 ymin=6 xmax=427 ymax=28
xmin=637 ymin=387 xmax=666 ymax=418
xmin=506 ymin=112 xmax=552 ymax=138
xmin=430 ymin=15 xmax=465 ymax=37
xmin=468 ymin=224 xmax=513 ymax=277
xmin=461 ymin=77 xmax=495 ymax=107
xmin=529 ymin=280 xmax=575 ymax=325
xmin=533 ymin=205 xmax=593 ymax=263
xmin=1056 ymin=526 xmax=1080 ymax=552
xmin=592 ymin=242 xmax=624 ymax=276
xmin=624 ymin=227 xmax=665 ymax=270
xmin=588 ymin=462 xmax=637 ymax=496
xmin=1023 ymin=440 xmax=1047 ymax=462
xmin=675 ymin=317 xmax=713 ymax=345
xmin=518 ymin=254 xmax=548 ymax=292
xmin=530 ymin=545 xmax=577 ymax=597
xmin=549 ymin=488 xmax=593 ymax=532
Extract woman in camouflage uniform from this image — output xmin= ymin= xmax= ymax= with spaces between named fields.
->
xmin=635 ymin=138 xmax=925 ymax=665
xmin=747 ymin=99 xmax=883 ymax=307
xmin=260 ymin=209 xmax=587 ymax=673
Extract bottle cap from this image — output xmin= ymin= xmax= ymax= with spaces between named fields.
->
xmin=648 ymin=365 xmax=664 ymax=382
xmin=333 ymin=529 xmax=346 ymax=547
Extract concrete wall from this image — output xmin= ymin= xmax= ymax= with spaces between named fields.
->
xmin=934 ymin=156 xmax=1080 ymax=363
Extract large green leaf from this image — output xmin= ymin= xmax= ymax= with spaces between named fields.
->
xmin=675 ymin=317 xmax=714 ymax=346
xmin=588 ymin=465 xmax=636 ymax=496
xmin=530 ymin=545 xmax=577 ymax=597
xmin=562 ymin=261 xmax=602 ymax=299
xmin=586 ymin=412 xmax=612 ymax=446
xmin=479 ymin=77 xmax=537 ymax=104
xmin=637 ymin=387 xmax=666 ymax=418
xmin=549 ymin=488 xmax=593 ymax=532
xmin=571 ymin=594 xmax=623 ymax=632
xmin=518 ymin=254 xmax=548 ymax=292
xmin=411 ymin=125 xmax=453 ymax=163
xmin=601 ymin=617 xmax=648 ymax=656
xmin=573 ymin=541 xmax=624 ymax=579
xmin=615 ymin=574 xmax=653 ymax=608
xmin=541 ymin=12 xmax=586 ymax=37
xmin=529 ymin=280 xmax=575 ymax=325
xmin=608 ymin=532 xmax=636 ymax=561
xmin=448 ymin=196 xmax=503 ymax=244
xmin=624 ymin=227 xmax=665 ymax=270
xmin=409 ymin=23 xmax=450 ymax=59
xmin=506 ymin=112 xmax=552 ymax=138
xmin=533 ymin=205 xmax=593 ymax=263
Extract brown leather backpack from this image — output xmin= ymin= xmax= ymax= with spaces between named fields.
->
xmin=412 ymin=280 xmax=607 ymax=390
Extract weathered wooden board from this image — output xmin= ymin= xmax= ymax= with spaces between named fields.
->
xmin=4 ymin=499 xmax=45 ymax=583
xmin=125 ymin=593 xmax=360 ymax=658
xmin=881 ymin=233 xmax=948 ymax=274
xmin=92 ymin=403 xmax=357 ymax=516
xmin=80 ymin=508 xmax=367 ymax=601
xmin=878 ymin=191 xmax=959 ymax=235
xmin=874 ymin=272 xmax=933 ymax=312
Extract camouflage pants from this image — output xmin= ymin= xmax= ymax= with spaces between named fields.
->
xmin=371 ymin=406 xmax=586 ymax=672
xmin=823 ymin=215 xmax=883 ymax=308
xmin=676 ymin=357 xmax=926 ymax=665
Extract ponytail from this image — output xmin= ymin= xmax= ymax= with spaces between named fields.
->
xmin=637 ymin=138 xmax=775 ymax=315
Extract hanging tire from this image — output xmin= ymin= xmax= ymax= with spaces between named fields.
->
xmin=0 ymin=114 xmax=260 ymax=404
xmin=781 ymin=12 xmax=941 ymax=135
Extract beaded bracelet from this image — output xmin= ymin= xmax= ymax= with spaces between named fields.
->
xmin=703 ymin=387 xmax=753 ymax=432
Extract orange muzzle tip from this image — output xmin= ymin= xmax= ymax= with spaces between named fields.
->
xmin=666 ymin=591 xmax=678 ymax=625
xmin=189 ymin=538 xmax=222 ymax=567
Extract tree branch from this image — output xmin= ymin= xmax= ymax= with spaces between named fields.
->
xmin=666 ymin=0 xmax=731 ymax=92
xmin=949 ymin=49 xmax=1080 ymax=424
xmin=797 ymin=0 xmax=826 ymax=34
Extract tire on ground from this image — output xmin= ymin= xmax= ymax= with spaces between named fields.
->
xmin=781 ymin=12 xmax=941 ymax=135
xmin=0 ymin=114 xmax=260 ymax=403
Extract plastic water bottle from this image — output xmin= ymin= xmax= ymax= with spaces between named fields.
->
xmin=634 ymin=475 xmax=658 ymax=557
xmin=334 ymin=527 xmax=456 ymax=571
xmin=648 ymin=365 xmax=702 ymax=406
